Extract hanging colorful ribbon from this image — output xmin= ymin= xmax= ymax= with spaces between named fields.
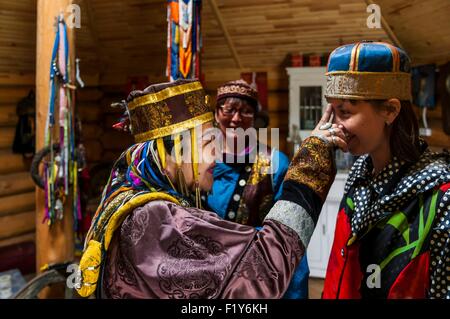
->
xmin=43 ymin=15 xmax=81 ymax=229
xmin=167 ymin=0 xmax=202 ymax=81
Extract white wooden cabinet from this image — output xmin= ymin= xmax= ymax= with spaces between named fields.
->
xmin=286 ymin=67 xmax=327 ymax=144
xmin=306 ymin=174 xmax=347 ymax=278
xmin=286 ymin=67 xmax=351 ymax=278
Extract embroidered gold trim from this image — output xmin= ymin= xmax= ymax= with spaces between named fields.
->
xmin=185 ymin=90 xmax=211 ymax=116
xmin=325 ymin=71 xmax=410 ymax=76
xmin=285 ymin=136 xmax=335 ymax=201
xmin=127 ymin=81 xmax=203 ymax=110
xmin=134 ymin=112 xmax=214 ymax=142
xmin=248 ymin=153 xmax=271 ymax=186
xmin=130 ymin=100 xmax=173 ymax=135
xmin=217 ymin=84 xmax=257 ymax=100
xmin=325 ymin=71 xmax=411 ymax=101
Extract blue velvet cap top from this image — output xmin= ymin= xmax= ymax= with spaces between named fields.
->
xmin=325 ymin=41 xmax=412 ymax=101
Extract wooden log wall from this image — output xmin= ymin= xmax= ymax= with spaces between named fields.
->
xmin=413 ymin=100 xmax=450 ymax=152
xmin=97 ymin=86 xmax=135 ymax=163
xmin=78 ymin=85 xmax=134 ymax=167
xmin=76 ymin=81 xmax=134 ymax=212
xmin=0 ymin=1 xmax=37 ymax=274
xmin=0 ymin=74 xmax=36 ymax=250
xmin=77 ymin=84 xmax=105 ymax=165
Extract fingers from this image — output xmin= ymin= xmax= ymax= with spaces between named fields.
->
xmin=310 ymin=106 xmax=350 ymax=152
xmin=331 ymin=136 xmax=348 ymax=152
xmin=329 ymin=124 xmax=346 ymax=141
xmin=322 ymin=124 xmax=349 ymax=152
xmin=318 ymin=104 xmax=333 ymax=126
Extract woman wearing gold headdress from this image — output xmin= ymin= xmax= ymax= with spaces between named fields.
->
xmin=77 ymin=79 xmax=347 ymax=298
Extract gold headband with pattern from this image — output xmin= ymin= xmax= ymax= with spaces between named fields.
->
xmin=325 ymin=71 xmax=412 ymax=101
xmin=325 ymin=41 xmax=412 ymax=101
xmin=127 ymin=80 xmax=213 ymax=143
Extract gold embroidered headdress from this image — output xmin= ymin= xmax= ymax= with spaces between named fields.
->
xmin=216 ymin=79 xmax=260 ymax=111
xmin=325 ymin=41 xmax=412 ymax=101
xmin=127 ymin=79 xmax=213 ymax=204
xmin=127 ymin=79 xmax=213 ymax=142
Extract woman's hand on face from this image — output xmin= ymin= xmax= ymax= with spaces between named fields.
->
xmin=311 ymin=104 xmax=349 ymax=152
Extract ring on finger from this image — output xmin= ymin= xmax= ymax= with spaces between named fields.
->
xmin=328 ymin=128 xmax=335 ymax=136
xmin=319 ymin=122 xmax=332 ymax=130
xmin=331 ymin=135 xmax=336 ymax=145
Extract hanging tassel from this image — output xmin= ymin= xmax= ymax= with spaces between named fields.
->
xmin=156 ymin=138 xmax=177 ymax=193
xmin=174 ymin=133 xmax=189 ymax=196
xmin=156 ymin=138 xmax=166 ymax=169
xmin=190 ymin=127 xmax=201 ymax=208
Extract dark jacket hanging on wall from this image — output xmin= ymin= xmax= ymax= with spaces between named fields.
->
xmin=12 ymin=90 xmax=36 ymax=156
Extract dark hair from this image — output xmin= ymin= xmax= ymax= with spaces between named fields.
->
xmin=350 ymin=99 xmax=421 ymax=163
xmin=160 ymin=134 xmax=188 ymax=157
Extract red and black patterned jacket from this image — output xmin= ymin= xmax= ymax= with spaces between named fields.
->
xmin=323 ymin=148 xmax=450 ymax=299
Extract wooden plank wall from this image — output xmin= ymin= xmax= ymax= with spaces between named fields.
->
xmin=76 ymin=81 xmax=135 ymax=214
xmin=202 ymin=0 xmax=391 ymax=70
xmin=0 ymin=0 xmax=37 ymax=251
xmin=414 ymin=99 xmax=450 ymax=152
xmin=78 ymin=84 xmax=134 ymax=168
xmin=0 ymin=1 xmax=36 ymax=74
xmin=77 ymin=84 xmax=105 ymax=165
xmin=96 ymin=87 xmax=135 ymax=164
xmin=376 ymin=0 xmax=450 ymax=66
xmin=0 ymin=74 xmax=36 ymax=249
xmin=76 ymin=79 xmax=134 ymax=212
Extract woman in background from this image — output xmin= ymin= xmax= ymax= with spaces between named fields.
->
xmin=207 ymin=79 xmax=310 ymax=299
